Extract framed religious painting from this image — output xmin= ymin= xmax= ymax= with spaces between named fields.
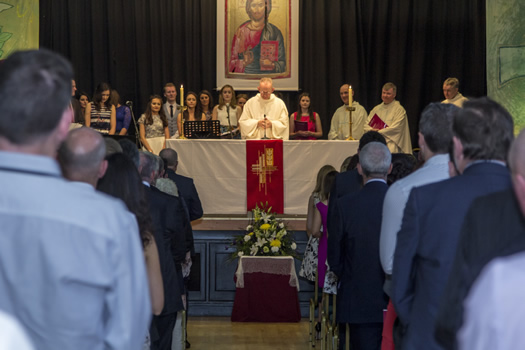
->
xmin=216 ymin=0 xmax=299 ymax=91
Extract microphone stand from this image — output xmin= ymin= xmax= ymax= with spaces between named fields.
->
xmin=261 ymin=114 xmax=269 ymax=140
xmin=126 ymin=101 xmax=143 ymax=149
xmin=226 ymin=104 xmax=233 ymax=139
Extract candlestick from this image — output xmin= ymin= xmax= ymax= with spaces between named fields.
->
xmin=348 ymin=85 xmax=353 ymax=106
xmin=180 ymin=85 xmax=184 ymax=107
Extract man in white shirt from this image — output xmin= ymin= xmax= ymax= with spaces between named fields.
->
xmin=328 ymin=84 xmax=368 ymax=140
xmin=378 ymin=103 xmax=458 ymax=349
xmin=238 ymin=77 xmax=289 ymax=140
xmin=442 ymin=77 xmax=468 ymax=107
xmin=0 ymin=49 xmax=150 ymax=350
xmin=459 ymin=251 xmax=525 ymax=350
xmin=364 ymin=82 xmax=412 ymax=154
xmin=163 ymin=82 xmax=180 ymax=138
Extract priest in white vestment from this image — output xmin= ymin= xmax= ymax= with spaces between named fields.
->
xmin=328 ymin=84 xmax=368 ymax=140
xmin=364 ymin=82 xmax=412 ymax=154
xmin=238 ymin=78 xmax=289 ymax=140
xmin=442 ymin=77 xmax=468 ymax=107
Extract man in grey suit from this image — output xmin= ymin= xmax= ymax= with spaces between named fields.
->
xmin=392 ymin=97 xmax=514 ymax=350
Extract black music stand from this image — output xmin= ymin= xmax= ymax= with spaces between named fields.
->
xmin=183 ymin=120 xmax=221 ymax=139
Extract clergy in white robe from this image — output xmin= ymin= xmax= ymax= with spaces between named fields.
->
xmin=364 ymin=83 xmax=412 ymax=154
xmin=442 ymin=77 xmax=468 ymax=107
xmin=238 ymin=78 xmax=289 ymax=140
xmin=328 ymin=84 xmax=368 ymax=140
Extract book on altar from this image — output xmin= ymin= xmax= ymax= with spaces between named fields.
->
xmin=294 ymin=120 xmax=308 ymax=132
xmin=368 ymin=114 xmax=388 ymax=129
xmin=260 ymin=41 xmax=278 ymax=71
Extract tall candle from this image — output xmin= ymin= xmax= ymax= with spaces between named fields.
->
xmin=180 ymin=85 xmax=184 ymax=107
xmin=348 ymin=85 xmax=353 ymax=106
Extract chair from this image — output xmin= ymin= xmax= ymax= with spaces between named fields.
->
xmin=309 ymin=268 xmax=319 ymax=348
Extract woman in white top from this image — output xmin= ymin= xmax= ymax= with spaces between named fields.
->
xmin=212 ymin=84 xmax=242 ymax=138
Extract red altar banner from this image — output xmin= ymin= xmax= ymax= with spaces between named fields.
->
xmin=246 ymin=140 xmax=284 ymax=213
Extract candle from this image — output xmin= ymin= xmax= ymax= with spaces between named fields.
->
xmin=348 ymin=85 xmax=353 ymax=106
xmin=180 ymin=85 xmax=184 ymax=107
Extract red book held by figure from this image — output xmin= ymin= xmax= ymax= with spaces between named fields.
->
xmin=368 ymin=114 xmax=388 ymax=130
xmin=294 ymin=120 xmax=308 ymax=132
xmin=260 ymin=41 xmax=278 ymax=71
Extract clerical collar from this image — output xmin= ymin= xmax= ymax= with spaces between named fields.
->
xmin=365 ymin=178 xmax=387 ymax=185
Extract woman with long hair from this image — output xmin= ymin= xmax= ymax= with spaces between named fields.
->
xmin=198 ymin=90 xmax=214 ymax=121
xmin=236 ymin=94 xmax=248 ymax=111
xmin=96 ymin=153 xmax=164 ymax=315
xmin=289 ymin=92 xmax=322 ymax=140
xmin=85 ymin=82 xmax=116 ymax=134
xmin=110 ymin=89 xmax=131 ymax=135
xmin=138 ymin=95 xmax=170 ymax=152
xmin=212 ymin=84 xmax=242 ymax=138
xmin=77 ymin=91 xmax=90 ymax=121
xmin=177 ymin=91 xmax=205 ymax=137
xmin=306 ymin=165 xmax=338 ymax=338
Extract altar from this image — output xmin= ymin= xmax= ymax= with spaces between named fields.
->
xmin=231 ymin=256 xmax=301 ymax=322
xmin=165 ymin=139 xmax=359 ymax=215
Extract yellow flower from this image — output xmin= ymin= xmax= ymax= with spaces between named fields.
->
xmin=260 ymin=223 xmax=271 ymax=230
xmin=270 ymin=239 xmax=281 ymax=248
xmin=249 ymin=232 xmax=254 ymax=236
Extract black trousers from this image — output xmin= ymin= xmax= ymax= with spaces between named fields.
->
xmin=338 ymin=322 xmax=383 ymax=350
xmin=151 ymin=312 xmax=176 ymax=350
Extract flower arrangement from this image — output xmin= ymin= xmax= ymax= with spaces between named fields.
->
xmin=232 ymin=204 xmax=298 ymax=258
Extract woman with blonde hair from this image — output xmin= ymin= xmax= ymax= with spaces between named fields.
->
xmin=212 ymin=84 xmax=242 ymax=138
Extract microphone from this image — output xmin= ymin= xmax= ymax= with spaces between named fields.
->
xmin=125 ymin=101 xmax=133 ymax=107
xmin=226 ymin=104 xmax=233 ymax=139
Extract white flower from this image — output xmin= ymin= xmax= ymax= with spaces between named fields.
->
xmin=244 ymin=235 xmax=251 ymax=242
xmin=255 ymin=237 xmax=267 ymax=247
xmin=261 ymin=212 xmax=271 ymax=223
xmin=279 ymin=222 xmax=284 ymax=229
xmin=271 ymin=246 xmax=279 ymax=253
xmin=238 ymin=251 xmax=244 ymax=257
xmin=291 ymin=242 xmax=297 ymax=250
xmin=250 ymin=246 xmax=259 ymax=256
xmin=246 ymin=225 xmax=253 ymax=231
xmin=280 ymin=229 xmax=287 ymax=236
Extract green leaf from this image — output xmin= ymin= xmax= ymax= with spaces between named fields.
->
xmin=0 ymin=32 xmax=12 ymax=41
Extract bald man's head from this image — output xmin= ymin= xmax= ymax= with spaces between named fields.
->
xmin=57 ymin=127 xmax=107 ymax=186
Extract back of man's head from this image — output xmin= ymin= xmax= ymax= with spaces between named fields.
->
xmin=119 ymin=139 xmax=140 ymax=168
xmin=57 ymin=128 xmax=106 ymax=186
xmin=0 ymin=49 xmax=73 ymax=145
xmin=453 ymin=97 xmax=514 ymax=161
xmin=159 ymin=148 xmax=178 ymax=170
xmin=358 ymin=131 xmax=387 ymax=152
xmin=139 ymin=151 xmax=157 ymax=183
xmin=104 ymin=137 xmax=123 ymax=156
xmin=359 ymin=142 xmax=392 ymax=178
xmin=419 ymin=103 xmax=459 ymax=154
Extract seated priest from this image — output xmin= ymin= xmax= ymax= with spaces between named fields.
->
xmin=238 ymin=77 xmax=289 ymax=140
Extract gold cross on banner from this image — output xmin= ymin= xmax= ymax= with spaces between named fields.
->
xmin=251 ymin=146 xmax=278 ymax=195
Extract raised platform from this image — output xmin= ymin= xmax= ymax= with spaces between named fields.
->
xmin=187 ymin=226 xmax=312 ymax=318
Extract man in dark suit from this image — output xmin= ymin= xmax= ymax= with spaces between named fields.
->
xmin=159 ymin=148 xmax=203 ymax=222
xmin=139 ymin=151 xmax=189 ymax=350
xmin=391 ymin=97 xmax=515 ymax=350
xmin=328 ymin=142 xmax=392 ymax=350
xmin=435 ymin=127 xmax=525 ymax=350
